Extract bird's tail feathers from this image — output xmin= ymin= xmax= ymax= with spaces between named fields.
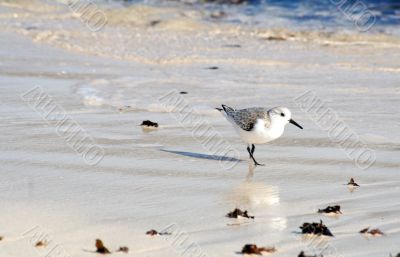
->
xmin=221 ymin=104 xmax=235 ymax=114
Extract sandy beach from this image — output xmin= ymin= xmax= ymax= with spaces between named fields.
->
xmin=0 ymin=0 xmax=399 ymax=256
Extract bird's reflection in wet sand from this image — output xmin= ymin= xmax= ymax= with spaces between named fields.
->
xmin=225 ymin=165 xmax=287 ymax=230
xmin=246 ymin=161 xmax=258 ymax=180
xmin=228 ymin=171 xmax=280 ymax=207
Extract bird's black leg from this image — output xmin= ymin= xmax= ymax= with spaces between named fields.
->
xmin=247 ymin=144 xmax=264 ymax=166
xmin=247 ymin=145 xmax=252 ymax=158
xmin=251 ymin=144 xmax=255 ymax=154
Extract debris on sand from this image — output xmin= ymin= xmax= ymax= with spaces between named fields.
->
xmin=226 ymin=208 xmax=254 ymax=219
xmin=262 ymin=36 xmax=287 ymax=41
xmin=95 ymin=239 xmax=111 ymax=254
xmin=241 ymin=244 xmax=276 ymax=255
xmin=299 ymin=220 xmax=334 ymax=237
xmin=116 ymin=246 xmax=129 ymax=253
xmin=35 ymin=240 xmax=48 ymax=247
xmin=347 ymin=178 xmax=360 ymax=187
xmin=223 ymin=44 xmax=241 ymax=48
xmin=318 ymin=205 xmax=342 ymax=215
xmin=140 ymin=120 xmax=159 ymax=128
xmin=206 ymin=66 xmax=219 ymax=70
xmin=298 ymin=251 xmax=323 ymax=257
xmin=146 ymin=229 xmax=171 ymax=236
xmin=0 ymin=236 xmax=3 ymax=241
xmin=118 ymin=105 xmax=132 ymax=112
xmin=146 ymin=229 xmax=158 ymax=236
xmin=149 ymin=20 xmax=161 ymax=26
xmin=179 ymin=91 xmax=188 ymax=94
xmin=359 ymin=227 xmax=385 ymax=236
xmin=363 ymin=228 xmax=385 ymax=236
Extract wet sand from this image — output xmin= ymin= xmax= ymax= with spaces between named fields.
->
xmin=0 ymin=1 xmax=400 ymax=257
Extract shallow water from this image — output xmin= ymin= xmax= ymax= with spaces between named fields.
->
xmin=85 ymin=0 xmax=400 ymax=32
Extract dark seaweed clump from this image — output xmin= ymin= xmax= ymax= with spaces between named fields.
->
xmin=359 ymin=227 xmax=384 ymax=236
xmin=35 ymin=241 xmax=48 ymax=247
xmin=318 ymin=205 xmax=342 ymax=214
xmin=146 ymin=229 xmax=171 ymax=236
xmin=226 ymin=208 xmax=254 ymax=219
xmin=206 ymin=66 xmax=219 ymax=70
xmin=299 ymin=220 xmax=334 ymax=237
xmin=298 ymin=251 xmax=323 ymax=257
xmin=241 ymin=244 xmax=276 ymax=255
xmin=140 ymin=120 xmax=159 ymax=127
xmin=347 ymin=178 xmax=360 ymax=187
xmin=95 ymin=239 xmax=111 ymax=254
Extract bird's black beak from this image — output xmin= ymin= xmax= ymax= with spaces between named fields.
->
xmin=289 ymin=119 xmax=303 ymax=129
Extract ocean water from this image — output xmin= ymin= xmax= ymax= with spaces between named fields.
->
xmin=108 ymin=0 xmax=400 ymax=34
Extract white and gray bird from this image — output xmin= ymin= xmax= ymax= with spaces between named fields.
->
xmin=218 ymin=105 xmax=303 ymax=166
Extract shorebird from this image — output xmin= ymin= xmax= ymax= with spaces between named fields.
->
xmin=218 ymin=105 xmax=303 ymax=166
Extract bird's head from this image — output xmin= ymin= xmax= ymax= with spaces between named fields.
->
xmin=269 ymin=107 xmax=303 ymax=129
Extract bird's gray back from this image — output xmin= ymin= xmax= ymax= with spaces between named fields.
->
xmin=226 ymin=107 xmax=270 ymax=131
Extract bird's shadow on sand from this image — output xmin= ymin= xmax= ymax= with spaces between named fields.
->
xmin=160 ymin=149 xmax=242 ymax=163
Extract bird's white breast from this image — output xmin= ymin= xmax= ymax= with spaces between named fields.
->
xmin=236 ymin=119 xmax=284 ymax=144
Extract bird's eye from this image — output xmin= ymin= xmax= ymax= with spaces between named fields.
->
xmin=280 ymin=113 xmax=285 ymax=117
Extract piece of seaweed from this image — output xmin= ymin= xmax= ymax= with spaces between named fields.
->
xmin=95 ymin=239 xmax=111 ymax=254
xmin=226 ymin=208 xmax=254 ymax=219
xmin=140 ymin=120 xmax=159 ymax=128
xmin=241 ymin=244 xmax=276 ymax=255
xmin=359 ymin=227 xmax=384 ymax=236
xmin=318 ymin=205 xmax=342 ymax=214
xmin=299 ymin=220 xmax=334 ymax=237
xmin=347 ymin=178 xmax=360 ymax=187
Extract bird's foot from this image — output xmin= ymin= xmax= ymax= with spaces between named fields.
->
xmin=254 ymin=162 xmax=265 ymax=166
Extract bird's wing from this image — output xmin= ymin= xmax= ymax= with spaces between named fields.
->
xmin=223 ymin=106 xmax=269 ymax=131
